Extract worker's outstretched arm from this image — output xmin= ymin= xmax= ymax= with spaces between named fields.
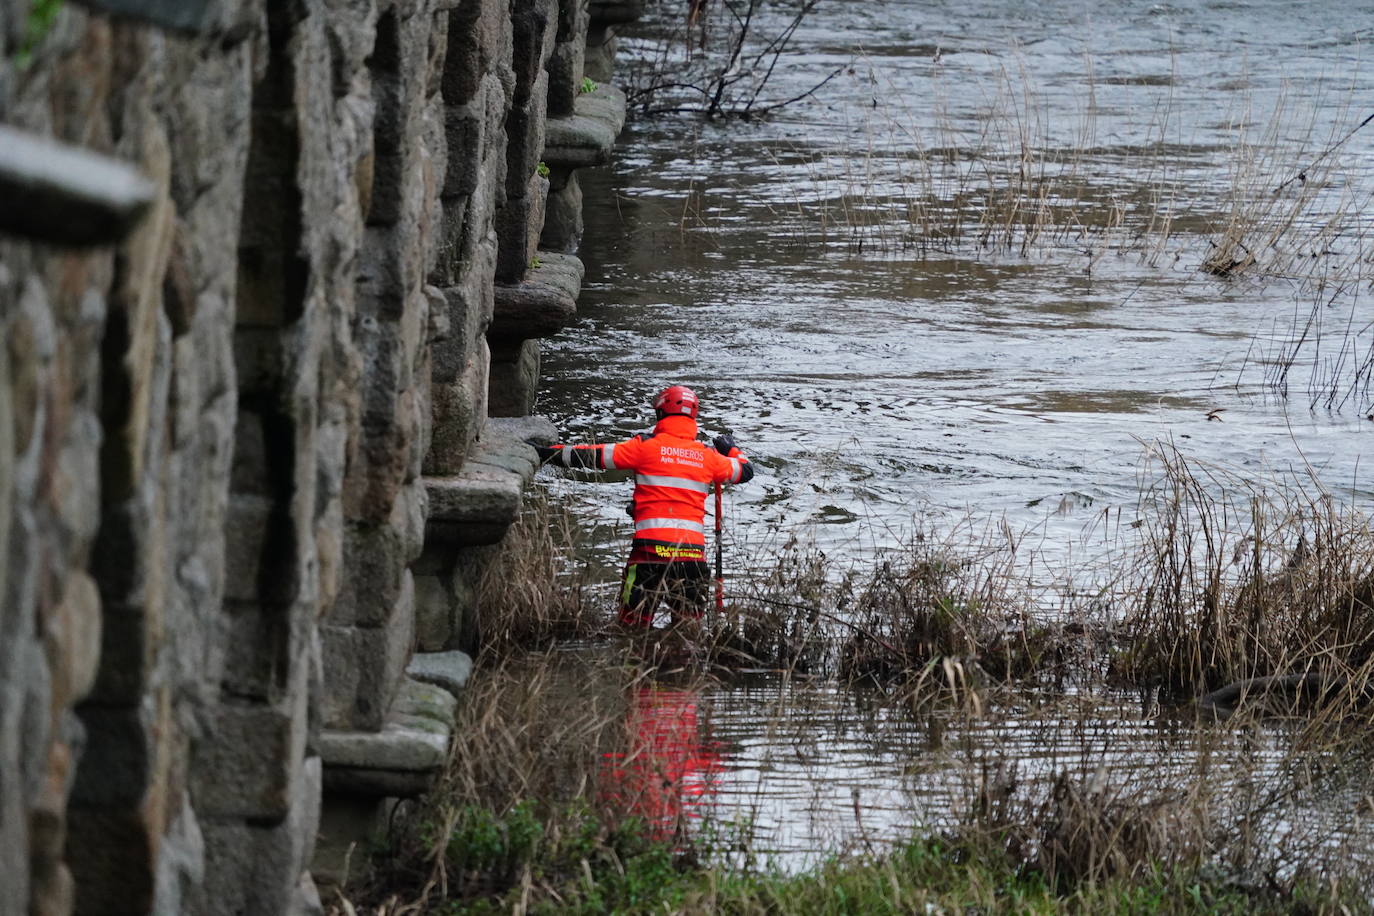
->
xmin=534 ymin=440 xmax=635 ymax=471
xmin=711 ymin=433 xmax=755 ymax=484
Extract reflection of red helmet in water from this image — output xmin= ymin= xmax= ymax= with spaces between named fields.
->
xmin=653 ymin=385 xmax=699 ymax=420
xmin=599 ymin=686 xmax=724 ymax=841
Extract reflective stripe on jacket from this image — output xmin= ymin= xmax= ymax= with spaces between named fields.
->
xmin=552 ymin=414 xmax=752 ymax=555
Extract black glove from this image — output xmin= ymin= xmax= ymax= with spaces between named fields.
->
xmin=713 ymin=433 xmax=738 ymax=456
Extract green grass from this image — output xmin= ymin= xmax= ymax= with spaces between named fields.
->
xmin=15 ymin=0 xmax=63 ymax=68
xmin=423 ymin=804 xmax=1366 ymax=915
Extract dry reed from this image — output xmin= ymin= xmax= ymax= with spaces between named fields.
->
xmin=1100 ymin=441 xmax=1374 ymax=709
xmin=469 ymin=487 xmax=598 ymax=654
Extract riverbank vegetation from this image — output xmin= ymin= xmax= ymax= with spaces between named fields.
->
xmin=332 ymin=648 xmax=1374 ymax=915
xmin=331 ymin=442 xmax=1374 ymax=914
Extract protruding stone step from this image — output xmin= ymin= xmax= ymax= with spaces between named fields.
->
xmin=490 ymin=252 xmax=585 ymax=341
xmin=543 ymin=86 xmax=628 ymax=169
xmin=406 ymin=650 xmax=474 ymax=697
xmin=0 ymin=125 xmax=154 ymax=246
xmin=318 ymin=679 xmax=456 ymax=798
xmin=424 ymin=416 xmax=558 ymax=547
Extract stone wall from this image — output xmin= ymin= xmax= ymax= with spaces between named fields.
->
xmin=0 ymin=0 xmax=637 ymax=913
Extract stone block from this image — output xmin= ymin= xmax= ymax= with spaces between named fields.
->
xmin=425 ymin=340 xmax=490 ymax=476
xmin=543 ymin=85 xmax=627 ymax=168
xmin=423 ymin=416 xmax=552 ymax=543
xmin=557 ymin=0 xmax=590 ymax=39
xmin=424 ymin=466 xmax=522 ymax=546
xmin=412 ymin=573 xmax=455 ymax=651
xmin=431 ymin=235 xmax=496 ymax=379
xmin=357 ymin=225 xmax=425 ymax=322
xmin=486 ymin=415 xmax=560 ymax=446
xmin=488 ymin=338 xmax=541 ymax=418
xmin=343 ymin=576 xmax=412 ymax=736
xmin=312 ymin=795 xmax=397 ymax=889
xmin=346 ymin=409 xmax=419 ymax=529
xmin=189 ymin=680 xmax=308 ymax=821
xmin=490 ymin=251 xmax=583 ymax=340
xmin=51 ymin=571 xmax=103 ymax=707
xmin=408 ymin=360 xmax=432 ymax=485
xmin=319 ymin=626 xmax=357 ymax=730
xmin=0 ymin=125 xmax=155 ymax=246
xmin=511 ymin=0 xmax=560 ymax=105
xmin=406 ymin=650 xmax=474 ymax=697
xmin=431 ymin=196 xmax=469 ymax=288
xmin=332 ymin=521 xmax=409 ymax=628
xmin=199 ymin=755 xmax=322 ymax=916
xmin=393 ymin=677 xmax=458 ymax=729
xmin=547 ymin=38 xmax=588 ymax=118
xmin=222 ymin=493 xmax=273 ymax=604
xmin=318 ymin=698 xmax=449 ymax=796
xmin=442 ymin=72 xmax=506 ymax=199
xmin=218 ymin=596 xmax=316 ymax=704
xmin=541 ymin=168 xmax=583 ymax=252
xmin=442 ymin=0 xmax=515 ymax=105
xmin=495 ymin=174 xmax=550 ymax=282
xmin=584 ymin=24 xmax=619 ymax=83
xmin=504 ymin=70 xmax=549 ymax=200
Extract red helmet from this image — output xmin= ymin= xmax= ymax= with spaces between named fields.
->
xmin=653 ymin=385 xmax=699 ymax=419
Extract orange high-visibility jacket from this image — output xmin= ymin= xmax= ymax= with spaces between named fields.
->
xmin=549 ymin=415 xmax=752 ymax=563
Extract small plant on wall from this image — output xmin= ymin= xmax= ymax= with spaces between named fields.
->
xmin=16 ymin=0 xmax=63 ymax=68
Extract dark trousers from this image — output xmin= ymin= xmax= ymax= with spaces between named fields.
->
xmin=618 ymin=560 xmax=710 ymax=628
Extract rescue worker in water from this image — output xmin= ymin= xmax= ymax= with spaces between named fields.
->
xmin=535 ymin=385 xmax=755 ymax=629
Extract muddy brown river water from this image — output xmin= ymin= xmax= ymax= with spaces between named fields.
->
xmin=534 ymin=0 xmax=1374 ymax=869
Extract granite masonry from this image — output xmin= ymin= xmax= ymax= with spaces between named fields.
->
xmin=0 ymin=0 xmax=640 ymax=913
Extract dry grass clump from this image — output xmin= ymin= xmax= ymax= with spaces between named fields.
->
xmin=1103 ymin=443 xmax=1374 ymax=708
xmin=967 ymin=763 xmax=1211 ymax=890
xmin=834 ymin=523 xmax=1095 ymax=690
xmin=692 ymin=522 xmax=1106 ymax=695
xmin=956 ymin=732 xmax=1374 ymax=906
xmin=1199 ymin=87 xmax=1366 ymax=282
xmin=703 ymin=533 xmax=845 ymax=674
xmin=470 ymin=487 xmax=598 ymax=653
xmin=339 ymin=652 xmax=656 ymax=911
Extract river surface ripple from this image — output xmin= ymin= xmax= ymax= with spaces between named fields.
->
xmin=538 ymin=0 xmax=1374 ymax=867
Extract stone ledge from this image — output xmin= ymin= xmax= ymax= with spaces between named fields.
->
xmin=424 ymin=416 xmax=558 ymax=546
xmin=490 ymin=252 xmax=584 ymax=341
xmin=543 ymin=86 xmax=628 ymax=169
xmin=318 ymin=679 xmax=456 ymax=799
xmin=406 ymin=650 xmax=474 ymax=696
xmin=0 ymin=125 xmax=154 ymax=246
